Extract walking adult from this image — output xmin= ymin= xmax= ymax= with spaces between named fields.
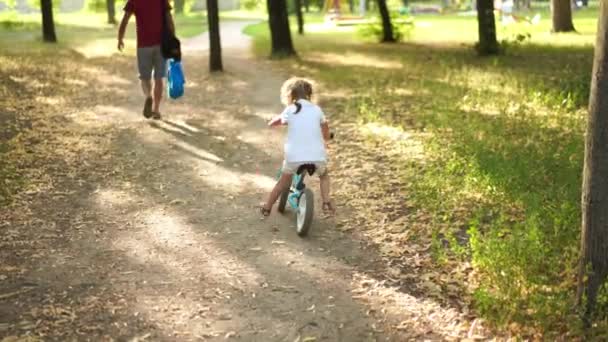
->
xmin=117 ymin=0 xmax=175 ymax=119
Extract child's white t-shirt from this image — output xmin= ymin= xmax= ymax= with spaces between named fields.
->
xmin=280 ymin=99 xmax=327 ymax=163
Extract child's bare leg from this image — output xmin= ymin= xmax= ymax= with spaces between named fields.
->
xmin=319 ymin=173 xmax=334 ymax=215
xmin=264 ymin=173 xmax=292 ymax=210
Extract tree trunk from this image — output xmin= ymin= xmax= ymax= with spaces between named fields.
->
xmin=476 ymin=0 xmax=499 ymax=55
xmin=295 ymin=0 xmax=304 ymax=35
xmin=304 ymin=0 xmax=309 ymax=12
xmin=578 ymin=0 xmax=608 ymax=325
xmin=106 ymin=0 xmax=116 ymax=24
xmin=207 ymin=0 xmax=223 ymax=71
xmin=267 ymin=0 xmax=296 ymax=57
xmin=175 ymin=0 xmax=185 ymax=14
xmin=376 ymin=0 xmax=395 ymax=42
xmin=551 ymin=0 xmax=576 ymax=32
xmin=41 ymin=0 xmax=57 ymax=43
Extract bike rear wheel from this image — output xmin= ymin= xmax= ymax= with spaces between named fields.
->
xmin=296 ymin=188 xmax=314 ymax=237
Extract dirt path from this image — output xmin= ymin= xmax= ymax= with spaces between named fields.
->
xmin=1 ymin=22 xmax=483 ymax=341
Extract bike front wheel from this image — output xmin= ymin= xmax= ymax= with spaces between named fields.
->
xmin=296 ymin=188 xmax=314 ymax=237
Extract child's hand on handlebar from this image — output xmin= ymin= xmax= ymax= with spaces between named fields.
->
xmin=268 ymin=115 xmax=284 ymax=127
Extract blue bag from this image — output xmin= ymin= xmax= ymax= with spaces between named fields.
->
xmin=167 ymin=59 xmax=185 ymax=99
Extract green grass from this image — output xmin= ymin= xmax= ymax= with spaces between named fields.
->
xmin=244 ymin=6 xmax=599 ymax=336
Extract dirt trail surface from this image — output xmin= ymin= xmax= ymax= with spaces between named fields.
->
xmin=0 ymin=22 xmax=486 ymax=341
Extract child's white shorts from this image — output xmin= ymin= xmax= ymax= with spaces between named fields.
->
xmin=282 ymin=161 xmax=328 ymax=176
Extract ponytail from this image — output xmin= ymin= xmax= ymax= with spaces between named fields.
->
xmin=294 ymin=100 xmax=302 ymax=114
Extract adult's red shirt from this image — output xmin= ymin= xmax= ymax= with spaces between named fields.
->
xmin=123 ymin=0 xmax=171 ymax=48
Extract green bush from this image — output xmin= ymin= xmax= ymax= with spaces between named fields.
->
xmin=86 ymin=0 xmax=105 ymax=12
xmin=356 ymin=14 xmax=413 ymax=42
xmin=241 ymin=0 xmax=263 ymax=11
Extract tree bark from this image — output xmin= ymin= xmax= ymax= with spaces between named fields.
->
xmin=267 ymin=0 xmax=296 ymax=57
xmin=476 ymin=0 xmax=499 ymax=55
xmin=175 ymin=0 xmax=185 ymax=14
xmin=106 ymin=0 xmax=116 ymax=24
xmin=376 ymin=0 xmax=395 ymax=42
xmin=551 ymin=0 xmax=576 ymax=33
xmin=578 ymin=0 xmax=608 ymax=325
xmin=207 ymin=0 xmax=223 ymax=71
xmin=295 ymin=0 xmax=304 ymax=35
xmin=41 ymin=0 xmax=57 ymax=43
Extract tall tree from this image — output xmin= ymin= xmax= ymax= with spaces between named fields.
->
xmin=267 ymin=0 xmax=296 ymax=57
xmin=551 ymin=0 xmax=576 ymax=32
xmin=41 ymin=0 xmax=57 ymax=43
xmin=174 ymin=0 xmax=185 ymax=14
xmin=106 ymin=0 xmax=116 ymax=24
xmin=295 ymin=0 xmax=304 ymax=35
xmin=578 ymin=0 xmax=608 ymax=325
xmin=376 ymin=0 xmax=394 ymax=42
xmin=207 ymin=0 xmax=222 ymax=71
xmin=476 ymin=0 xmax=499 ymax=55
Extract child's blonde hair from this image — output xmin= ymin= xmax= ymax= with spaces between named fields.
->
xmin=280 ymin=77 xmax=313 ymax=106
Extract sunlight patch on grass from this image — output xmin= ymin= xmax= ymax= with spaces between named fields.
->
xmin=305 ymin=22 xmax=358 ymax=34
xmin=9 ymin=75 xmax=48 ymax=89
xmin=65 ymin=78 xmax=88 ymax=87
xmin=389 ymin=88 xmax=416 ymax=96
xmin=305 ymin=51 xmax=403 ymax=70
xmin=74 ymin=38 xmax=126 ymax=58
xmin=78 ymin=66 xmax=133 ymax=86
xmin=363 ymin=122 xmax=413 ymax=142
xmin=94 ymin=188 xmax=133 ymax=207
xmin=35 ymin=96 xmax=65 ymax=106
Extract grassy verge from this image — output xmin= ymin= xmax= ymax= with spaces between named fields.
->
xmin=244 ymin=8 xmax=598 ymax=336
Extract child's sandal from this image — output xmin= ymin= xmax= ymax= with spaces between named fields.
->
xmin=322 ymin=201 xmax=336 ymax=217
xmin=259 ymin=203 xmax=271 ymax=217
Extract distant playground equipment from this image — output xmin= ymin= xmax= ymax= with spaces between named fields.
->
xmin=322 ymin=0 xmax=366 ymax=25
xmin=493 ymin=0 xmax=541 ymax=25
xmin=322 ymin=0 xmax=413 ymax=26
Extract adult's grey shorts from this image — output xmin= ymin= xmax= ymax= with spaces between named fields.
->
xmin=137 ymin=45 xmax=166 ymax=80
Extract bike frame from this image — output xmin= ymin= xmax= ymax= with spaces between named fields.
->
xmin=277 ymin=170 xmax=307 ymax=210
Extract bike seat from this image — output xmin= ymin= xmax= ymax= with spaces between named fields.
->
xmin=296 ymin=164 xmax=317 ymax=176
